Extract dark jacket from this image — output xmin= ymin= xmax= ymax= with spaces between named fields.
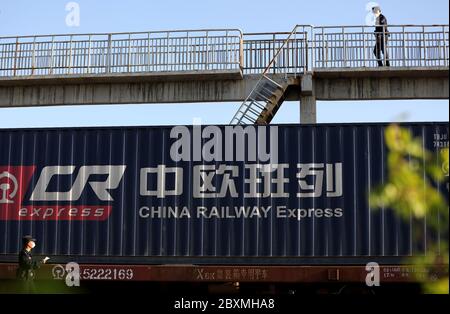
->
xmin=16 ymin=249 xmax=42 ymax=281
xmin=374 ymin=14 xmax=389 ymax=36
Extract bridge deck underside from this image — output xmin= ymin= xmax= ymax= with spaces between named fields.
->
xmin=0 ymin=67 xmax=448 ymax=107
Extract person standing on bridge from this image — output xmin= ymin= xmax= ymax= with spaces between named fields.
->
xmin=372 ymin=6 xmax=391 ymax=67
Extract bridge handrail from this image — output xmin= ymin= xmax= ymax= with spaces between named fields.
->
xmin=0 ymin=28 xmax=243 ymax=76
xmin=0 ymin=28 xmax=244 ymax=40
xmin=261 ymin=25 xmax=312 ymax=75
xmin=312 ymin=24 xmax=449 ymax=29
xmin=0 ymin=24 xmax=448 ymax=77
xmin=310 ymin=24 xmax=449 ymax=69
xmin=4 ymin=24 xmax=447 ymax=40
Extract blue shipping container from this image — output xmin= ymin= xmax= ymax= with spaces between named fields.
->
xmin=0 ymin=123 xmax=448 ymax=265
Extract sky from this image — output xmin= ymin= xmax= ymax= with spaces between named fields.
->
xmin=0 ymin=0 xmax=448 ymax=128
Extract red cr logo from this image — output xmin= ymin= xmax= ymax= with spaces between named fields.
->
xmin=0 ymin=166 xmax=35 ymax=207
xmin=0 ymin=170 xmax=19 ymax=204
xmin=0 ymin=166 xmax=125 ymax=221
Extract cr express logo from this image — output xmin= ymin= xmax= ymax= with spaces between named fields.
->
xmin=0 ymin=170 xmax=19 ymax=204
xmin=0 ymin=166 xmax=126 ymax=221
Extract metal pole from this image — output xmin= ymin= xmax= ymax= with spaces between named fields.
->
xmin=403 ymin=26 xmax=406 ymax=67
xmin=382 ymin=25 xmax=386 ymax=67
xmin=240 ymin=34 xmax=243 ymax=71
xmin=107 ymin=34 xmax=112 ymax=74
xmin=205 ymin=31 xmax=209 ymax=70
xmin=147 ymin=32 xmax=151 ymax=72
xmin=49 ymin=36 xmax=55 ymax=75
xmin=13 ymin=37 xmax=18 ymax=76
xmin=303 ymin=27 xmax=308 ymax=74
xmin=238 ymin=34 xmax=243 ymax=71
xmin=363 ymin=26 xmax=367 ymax=67
xmin=443 ymin=26 xmax=448 ymax=67
xmin=294 ymin=28 xmax=297 ymax=75
xmin=225 ymin=31 xmax=229 ymax=70
xmin=284 ymin=35 xmax=288 ymax=78
xmin=342 ymin=27 xmax=348 ymax=67
xmin=306 ymin=27 xmax=310 ymax=72
xmin=31 ymin=37 xmax=36 ymax=75
xmin=187 ymin=31 xmax=191 ymax=71
xmin=166 ymin=32 xmax=170 ymax=71
xmin=422 ymin=26 xmax=426 ymax=67
xmin=155 ymin=36 xmax=158 ymax=72
xmin=87 ymin=35 xmax=92 ymax=74
xmin=307 ymin=26 xmax=311 ymax=72
xmin=272 ymin=33 xmax=276 ymax=74
xmin=418 ymin=28 xmax=422 ymax=67
xmin=69 ymin=35 xmax=73 ymax=74
xmin=434 ymin=31 xmax=439 ymax=67
xmin=322 ymin=27 xmax=325 ymax=68
xmin=311 ymin=26 xmax=314 ymax=71
xmin=128 ymin=34 xmax=132 ymax=72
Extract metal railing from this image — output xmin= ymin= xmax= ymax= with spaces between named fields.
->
xmin=0 ymin=25 xmax=448 ymax=77
xmin=0 ymin=29 xmax=243 ymax=77
xmin=242 ymin=30 xmax=309 ymax=74
xmin=311 ymin=24 xmax=449 ymax=68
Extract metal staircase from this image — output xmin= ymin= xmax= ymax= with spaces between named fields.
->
xmin=230 ymin=26 xmax=301 ymax=125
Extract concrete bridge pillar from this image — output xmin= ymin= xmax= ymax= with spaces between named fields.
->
xmin=300 ymin=95 xmax=317 ymax=124
xmin=300 ymin=73 xmax=317 ymax=124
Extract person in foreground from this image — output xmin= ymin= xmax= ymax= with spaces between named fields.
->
xmin=16 ymin=235 xmax=50 ymax=293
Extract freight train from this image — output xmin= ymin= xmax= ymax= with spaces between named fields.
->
xmin=0 ymin=122 xmax=448 ymax=293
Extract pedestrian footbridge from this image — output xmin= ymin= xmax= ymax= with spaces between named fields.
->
xmin=0 ymin=25 xmax=448 ymax=123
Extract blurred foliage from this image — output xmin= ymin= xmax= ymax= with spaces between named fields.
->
xmin=370 ymin=124 xmax=449 ymax=294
